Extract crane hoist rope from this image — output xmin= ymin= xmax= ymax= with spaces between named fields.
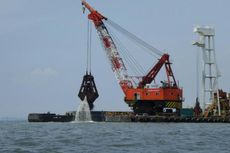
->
xmin=86 ymin=20 xmax=92 ymax=73
xmin=78 ymin=17 xmax=99 ymax=110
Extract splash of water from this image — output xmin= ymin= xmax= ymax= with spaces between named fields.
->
xmin=75 ymin=97 xmax=92 ymax=122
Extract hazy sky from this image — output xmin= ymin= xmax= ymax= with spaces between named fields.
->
xmin=1 ymin=0 xmax=230 ymax=119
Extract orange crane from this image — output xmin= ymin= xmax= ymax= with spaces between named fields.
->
xmin=81 ymin=1 xmax=183 ymax=115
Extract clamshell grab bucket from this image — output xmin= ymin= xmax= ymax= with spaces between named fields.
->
xmin=78 ymin=73 xmax=99 ymax=110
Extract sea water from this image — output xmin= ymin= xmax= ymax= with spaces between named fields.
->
xmin=0 ymin=120 xmax=230 ymax=153
xmin=1 ymin=121 xmax=230 ymax=153
xmin=74 ymin=98 xmax=92 ymax=122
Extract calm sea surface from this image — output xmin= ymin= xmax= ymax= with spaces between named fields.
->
xmin=0 ymin=120 xmax=230 ymax=153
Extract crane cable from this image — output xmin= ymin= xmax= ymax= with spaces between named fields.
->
xmin=86 ymin=20 xmax=92 ymax=73
xmin=106 ymin=19 xmax=163 ymax=57
xmin=106 ymin=25 xmax=145 ymax=76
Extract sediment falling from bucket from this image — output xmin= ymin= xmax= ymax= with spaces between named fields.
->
xmin=75 ymin=97 xmax=92 ymax=122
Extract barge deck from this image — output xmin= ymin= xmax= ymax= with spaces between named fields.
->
xmin=28 ymin=111 xmax=230 ymax=123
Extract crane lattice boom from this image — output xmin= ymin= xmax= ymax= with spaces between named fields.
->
xmin=82 ymin=0 xmax=132 ymax=92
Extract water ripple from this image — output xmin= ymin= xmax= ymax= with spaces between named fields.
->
xmin=1 ymin=121 xmax=230 ymax=153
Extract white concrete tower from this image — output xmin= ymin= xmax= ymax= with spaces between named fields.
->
xmin=193 ymin=26 xmax=221 ymax=116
